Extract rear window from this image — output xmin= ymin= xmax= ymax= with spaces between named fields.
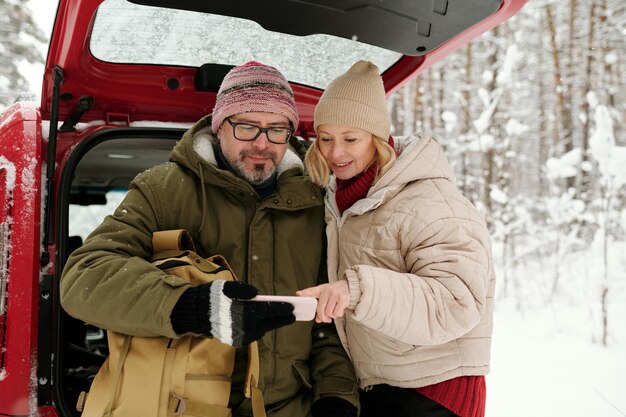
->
xmin=89 ymin=0 xmax=402 ymax=89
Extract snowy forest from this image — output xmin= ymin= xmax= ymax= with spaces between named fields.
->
xmin=389 ymin=0 xmax=626 ymax=346
xmin=1 ymin=0 xmax=625 ymax=415
xmin=0 ymin=0 xmax=46 ymax=106
xmin=385 ymin=3 xmax=626 ymax=412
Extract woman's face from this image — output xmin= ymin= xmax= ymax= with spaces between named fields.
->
xmin=316 ymin=124 xmax=377 ymax=180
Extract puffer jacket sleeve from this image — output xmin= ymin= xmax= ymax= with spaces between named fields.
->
xmin=345 ymin=215 xmax=492 ymax=346
xmin=60 ymin=169 xmax=191 ymax=338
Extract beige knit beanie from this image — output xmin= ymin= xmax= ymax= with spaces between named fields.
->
xmin=314 ymin=60 xmax=390 ymax=140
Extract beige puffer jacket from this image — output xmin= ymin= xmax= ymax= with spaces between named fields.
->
xmin=325 ymin=133 xmax=495 ymax=389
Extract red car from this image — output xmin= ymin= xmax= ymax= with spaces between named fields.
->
xmin=0 ymin=0 xmax=526 ymax=415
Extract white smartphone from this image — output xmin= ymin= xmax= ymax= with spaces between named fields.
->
xmin=248 ymin=295 xmax=318 ymax=321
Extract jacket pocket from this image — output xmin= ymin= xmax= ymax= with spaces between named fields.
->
xmin=292 ymin=360 xmax=312 ymax=391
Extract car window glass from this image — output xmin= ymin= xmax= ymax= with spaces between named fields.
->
xmin=67 ymin=135 xmax=180 ymax=241
xmin=90 ymin=0 xmax=401 ymax=89
xmin=69 ymin=190 xmax=127 ymax=240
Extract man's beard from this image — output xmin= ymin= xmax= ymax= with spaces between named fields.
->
xmin=231 ymin=149 xmax=279 ymax=185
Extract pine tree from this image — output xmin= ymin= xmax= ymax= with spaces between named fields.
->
xmin=0 ymin=0 xmax=46 ymax=108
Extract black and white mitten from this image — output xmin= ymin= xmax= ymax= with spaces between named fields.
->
xmin=172 ymin=280 xmax=295 ymax=347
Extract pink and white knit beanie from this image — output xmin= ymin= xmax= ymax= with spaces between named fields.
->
xmin=211 ymin=61 xmax=299 ymax=133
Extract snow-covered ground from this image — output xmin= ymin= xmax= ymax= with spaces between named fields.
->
xmin=489 ymin=298 xmax=626 ymax=416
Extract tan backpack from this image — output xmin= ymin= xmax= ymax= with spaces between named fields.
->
xmin=77 ymin=229 xmax=265 ymax=417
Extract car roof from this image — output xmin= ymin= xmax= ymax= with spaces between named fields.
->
xmin=42 ymin=0 xmax=527 ymax=131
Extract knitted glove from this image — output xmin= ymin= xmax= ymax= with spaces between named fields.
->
xmin=209 ymin=280 xmax=296 ymax=347
xmin=172 ymin=280 xmax=295 ymax=347
xmin=311 ymin=397 xmax=358 ymax=417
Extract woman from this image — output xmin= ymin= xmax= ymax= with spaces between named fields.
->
xmin=298 ymin=60 xmax=495 ymax=417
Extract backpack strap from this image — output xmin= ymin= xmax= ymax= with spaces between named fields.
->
xmin=103 ymin=335 xmax=132 ymax=417
xmin=155 ymin=229 xmax=266 ymax=417
xmin=167 ymin=393 xmax=232 ymax=417
xmin=246 ymin=341 xmax=267 ymax=417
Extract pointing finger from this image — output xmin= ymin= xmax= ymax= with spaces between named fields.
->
xmin=296 ymin=285 xmax=322 ymax=298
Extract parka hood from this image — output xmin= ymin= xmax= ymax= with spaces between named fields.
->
xmin=374 ymin=133 xmax=457 ymax=192
xmin=169 ymin=114 xmax=305 ymax=185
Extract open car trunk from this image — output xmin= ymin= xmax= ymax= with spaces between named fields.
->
xmin=0 ymin=0 xmax=528 ymax=415
xmin=41 ymin=0 xmax=526 ymax=132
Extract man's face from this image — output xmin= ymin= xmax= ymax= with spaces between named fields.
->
xmin=217 ymin=112 xmax=291 ymax=185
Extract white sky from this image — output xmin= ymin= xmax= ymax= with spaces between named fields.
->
xmin=30 ymin=0 xmax=57 ymax=35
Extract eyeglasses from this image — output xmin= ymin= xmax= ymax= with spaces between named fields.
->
xmin=225 ymin=118 xmax=293 ymax=144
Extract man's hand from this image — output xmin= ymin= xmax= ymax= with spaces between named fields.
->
xmin=296 ymin=280 xmax=350 ymax=323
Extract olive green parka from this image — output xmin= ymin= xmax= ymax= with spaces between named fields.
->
xmin=60 ymin=115 xmax=358 ymax=416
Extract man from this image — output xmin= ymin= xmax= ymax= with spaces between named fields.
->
xmin=61 ymin=62 xmax=359 ymax=416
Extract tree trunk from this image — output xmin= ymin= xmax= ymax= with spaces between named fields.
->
xmin=438 ymin=68 xmax=446 ymax=134
xmin=545 ymin=5 xmax=570 ymax=160
xmin=580 ymin=1 xmax=597 ymax=195
xmin=414 ymin=76 xmax=423 ymax=133
xmin=565 ymin=0 xmax=577 ymax=190
xmin=389 ymin=92 xmax=400 ymax=133
xmin=481 ymin=27 xmax=501 ymax=231
xmin=461 ymin=43 xmax=474 ymax=196
xmin=538 ymin=58 xmax=548 ymax=196
xmin=402 ymin=82 xmax=414 ymax=135
xmin=600 ymin=1 xmax=614 ymax=108
xmin=428 ymin=68 xmax=436 ymax=132
xmin=600 ymin=186 xmax=611 ymax=347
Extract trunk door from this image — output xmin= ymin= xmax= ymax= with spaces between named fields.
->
xmin=42 ymin=0 xmax=527 ymax=128
xmin=0 ymin=103 xmax=44 ymax=416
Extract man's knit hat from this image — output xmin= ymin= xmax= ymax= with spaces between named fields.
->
xmin=211 ymin=61 xmax=299 ymax=133
xmin=314 ymin=60 xmax=390 ymax=140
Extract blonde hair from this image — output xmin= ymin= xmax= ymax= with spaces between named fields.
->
xmin=305 ymin=135 xmax=396 ymax=188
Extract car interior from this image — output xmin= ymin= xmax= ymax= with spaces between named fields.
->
xmin=57 ymin=129 xmax=185 ymax=416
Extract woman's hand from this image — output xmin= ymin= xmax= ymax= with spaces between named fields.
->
xmin=296 ymin=280 xmax=351 ymax=323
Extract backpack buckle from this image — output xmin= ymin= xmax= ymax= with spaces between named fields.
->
xmin=168 ymin=392 xmax=186 ymax=415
